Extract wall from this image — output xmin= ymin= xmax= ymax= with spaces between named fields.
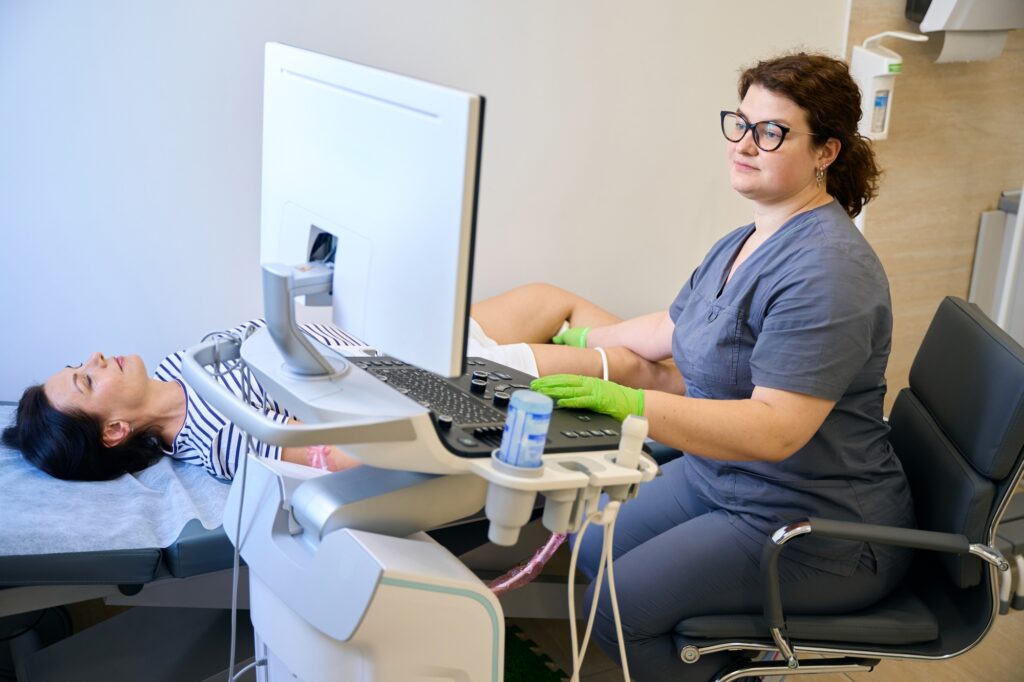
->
xmin=0 ymin=0 xmax=849 ymax=399
xmin=849 ymin=0 xmax=1024 ymax=411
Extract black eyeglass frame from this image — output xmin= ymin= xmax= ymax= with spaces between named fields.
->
xmin=719 ymin=110 xmax=818 ymax=152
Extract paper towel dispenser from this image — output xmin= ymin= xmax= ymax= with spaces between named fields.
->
xmin=906 ymin=0 xmax=1024 ymax=62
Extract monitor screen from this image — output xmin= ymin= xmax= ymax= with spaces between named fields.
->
xmin=260 ymin=43 xmax=484 ymax=378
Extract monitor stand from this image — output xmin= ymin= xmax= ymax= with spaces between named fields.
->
xmin=262 ymin=261 xmax=349 ymax=379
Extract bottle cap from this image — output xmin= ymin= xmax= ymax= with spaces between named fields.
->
xmin=510 ymin=389 xmax=553 ymax=413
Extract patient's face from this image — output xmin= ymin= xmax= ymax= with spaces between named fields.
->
xmin=43 ymin=352 xmax=149 ymax=423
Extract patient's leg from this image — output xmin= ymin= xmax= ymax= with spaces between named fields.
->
xmin=472 ymin=284 xmax=683 ymax=392
xmin=471 ymin=283 xmax=621 ymax=345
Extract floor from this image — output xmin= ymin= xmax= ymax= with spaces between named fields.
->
xmin=511 ymin=603 xmax=1024 ymax=681
xmin=10 ymin=580 xmax=1024 ymax=681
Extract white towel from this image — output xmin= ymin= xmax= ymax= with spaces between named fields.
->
xmin=0 ymin=406 xmax=230 ymax=555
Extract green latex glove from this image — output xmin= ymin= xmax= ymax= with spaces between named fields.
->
xmin=551 ymin=326 xmax=590 ymax=348
xmin=530 ymin=374 xmax=644 ymax=422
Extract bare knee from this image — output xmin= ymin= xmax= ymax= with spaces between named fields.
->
xmin=514 ymin=282 xmax=573 ymax=300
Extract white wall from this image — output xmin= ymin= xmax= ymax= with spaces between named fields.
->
xmin=0 ymin=0 xmax=849 ymax=399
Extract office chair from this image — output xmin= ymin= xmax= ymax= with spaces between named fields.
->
xmin=673 ymin=297 xmax=1024 ymax=681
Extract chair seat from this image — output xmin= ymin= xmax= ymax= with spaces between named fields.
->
xmin=997 ymin=518 xmax=1024 ymax=553
xmin=676 ymin=590 xmax=939 ymax=646
xmin=1005 ymin=494 xmax=1024 ymax=522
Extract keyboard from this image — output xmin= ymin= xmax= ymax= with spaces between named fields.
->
xmin=353 ymin=356 xmax=626 ymax=457
xmin=365 ymin=363 xmax=506 ymax=425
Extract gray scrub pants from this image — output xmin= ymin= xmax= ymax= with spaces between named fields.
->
xmin=573 ymin=457 xmax=911 ymax=682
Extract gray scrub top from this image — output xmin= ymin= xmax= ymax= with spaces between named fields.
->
xmin=669 ymin=200 xmax=914 ymax=576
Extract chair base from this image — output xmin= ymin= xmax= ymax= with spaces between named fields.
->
xmin=715 ymin=656 xmax=880 ymax=682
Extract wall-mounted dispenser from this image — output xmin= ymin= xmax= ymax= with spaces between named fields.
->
xmin=908 ymin=0 xmax=1024 ymax=63
xmin=850 ymin=31 xmax=928 ymax=141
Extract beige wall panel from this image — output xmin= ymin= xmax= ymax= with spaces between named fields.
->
xmin=849 ymin=0 xmax=1024 ymax=412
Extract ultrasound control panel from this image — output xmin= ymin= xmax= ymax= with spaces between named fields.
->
xmin=353 ymin=356 xmax=625 ymax=457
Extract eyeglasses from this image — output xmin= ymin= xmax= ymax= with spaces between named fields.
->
xmin=719 ymin=111 xmax=818 ymax=152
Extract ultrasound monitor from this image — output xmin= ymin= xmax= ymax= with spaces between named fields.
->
xmin=259 ymin=43 xmax=484 ymax=378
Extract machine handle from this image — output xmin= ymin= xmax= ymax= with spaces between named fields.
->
xmin=181 ymin=336 xmax=416 ymax=448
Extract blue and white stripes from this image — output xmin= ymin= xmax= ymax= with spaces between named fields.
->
xmin=153 ymin=320 xmax=363 ymax=480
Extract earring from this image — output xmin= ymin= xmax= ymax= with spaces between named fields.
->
xmin=815 ymin=166 xmax=826 ymax=188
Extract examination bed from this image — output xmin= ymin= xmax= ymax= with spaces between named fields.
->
xmin=0 ymin=402 xmax=258 ymax=680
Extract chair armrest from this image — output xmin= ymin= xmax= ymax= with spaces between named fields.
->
xmin=761 ymin=517 xmax=1009 ymax=631
xmin=802 ymin=516 xmax=970 ymax=552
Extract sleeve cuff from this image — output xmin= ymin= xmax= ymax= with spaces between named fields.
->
xmin=750 ymin=368 xmax=846 ymax=401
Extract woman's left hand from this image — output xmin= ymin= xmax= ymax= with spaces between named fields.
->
xmin=530 ymin=374 xmax=644 ymax=422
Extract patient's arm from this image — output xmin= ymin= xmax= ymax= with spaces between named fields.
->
xmin=529 ymin=344 xmax=685 ymax=394
xmin=280 ymin=444 xmax=361 ymax=472
xmin=279 ymin=417 xmax=362 ymax=471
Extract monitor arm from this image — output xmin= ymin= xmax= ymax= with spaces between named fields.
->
xmin=262 ymin=262 xmax=344 ymax=377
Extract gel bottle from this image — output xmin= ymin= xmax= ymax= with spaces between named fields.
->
xmin=495 ymin=390 xmax=553 ymax=468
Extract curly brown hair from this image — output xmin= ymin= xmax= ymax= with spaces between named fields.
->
xmin=739 ymin=52 xmax=880 ymax=218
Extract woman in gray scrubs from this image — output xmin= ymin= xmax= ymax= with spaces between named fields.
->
xmin=532 ymin=52 xmax=915 ymax=681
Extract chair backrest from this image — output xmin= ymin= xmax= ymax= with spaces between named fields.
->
xmin=889 ymin=297 xmax=1024 ymax=588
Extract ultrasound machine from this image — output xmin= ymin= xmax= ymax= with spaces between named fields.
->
xmin=181 ymin=43 xmax=658 ymax=681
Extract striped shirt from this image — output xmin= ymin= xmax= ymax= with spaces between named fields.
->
xmin=152 ymin=320 xmax=364 ymax=480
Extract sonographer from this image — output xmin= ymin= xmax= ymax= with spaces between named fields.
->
xmin=530 ymin=52 xmax=916 ymax=682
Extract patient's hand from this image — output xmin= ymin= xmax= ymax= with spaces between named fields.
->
xmin=281 ymin=442 xmax=362 ymax=472
xmin=325 ymin=446 xmax=361 ymax=472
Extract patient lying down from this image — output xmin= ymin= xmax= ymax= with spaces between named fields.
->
xmin=2 ymin=284 xmax=682 ymax=482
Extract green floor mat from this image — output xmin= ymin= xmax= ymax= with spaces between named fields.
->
xmin=503 ymin=624 xmax=568 ymax=682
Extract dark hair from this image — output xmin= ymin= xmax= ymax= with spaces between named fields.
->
xmin=1 ymin=385 xmax=164 ymax=481
xmin=739 ymin=52 xmax=881 ymax=218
